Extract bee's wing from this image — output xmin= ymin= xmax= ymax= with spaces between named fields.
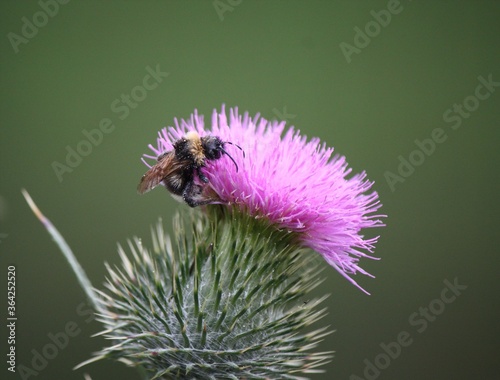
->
xmin=137 ymin=152 xmax=178 ymax=194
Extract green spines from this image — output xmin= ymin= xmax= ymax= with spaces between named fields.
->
xmin=90 ymin=206 xmax=332 ymax=379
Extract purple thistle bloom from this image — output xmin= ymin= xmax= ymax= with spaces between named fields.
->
xmin=141 ymin=105 xmax=385 ymax=294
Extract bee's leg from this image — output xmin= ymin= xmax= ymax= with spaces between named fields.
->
xmin=197 ymin=168 xmax=209 ymax=183
xmin=183 ymin=181 xmax=220 ymax=207
xmin=183 ymin=181 xmax=208 ymax=207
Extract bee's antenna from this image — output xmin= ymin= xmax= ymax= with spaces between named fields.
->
xmin=225 ymin=141 xmax=245 ymax=158
xmin=220 ymin=148 xmax=238 ymax=172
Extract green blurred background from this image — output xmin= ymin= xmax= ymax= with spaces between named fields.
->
xmin=1 ymin=1 xmax=499 ymax=379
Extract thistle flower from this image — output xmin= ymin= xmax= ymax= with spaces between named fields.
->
xmin=23 ymin=105 xmax=385 ymax=379
xmin=143 ymin=105 xmax=385 ymax=294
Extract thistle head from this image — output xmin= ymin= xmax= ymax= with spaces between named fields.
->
xmin=39 ymin=105 xmax=387 ymax=378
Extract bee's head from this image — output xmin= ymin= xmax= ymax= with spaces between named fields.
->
xmin=202 ymin=136 xmax=224 ymax=160
xmin=201 ymin=136 xmax=243 ymax=171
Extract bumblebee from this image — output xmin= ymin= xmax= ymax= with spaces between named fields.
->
xmin=137 ymin=131 xmax=241 ymax=207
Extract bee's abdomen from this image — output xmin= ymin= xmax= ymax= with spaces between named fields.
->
xmin=163 ymin=170 xmax=191 ymax=196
